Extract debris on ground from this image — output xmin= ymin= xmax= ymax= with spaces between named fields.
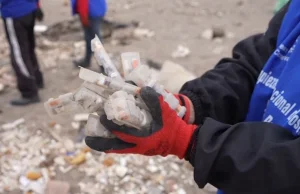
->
xmin=201 ymin=27 xmax=226 ymax=40
xmin=171 ymin=45 xmax=191 ymax=58
xmin=0 ymin=65 xmax=16 ymax=93
xmin=0 ymin=118 xmax=197 ymax=194
xmin=45 ymin=180 xmax=70 ymax=194
xmin=133 ymin=28 xmax=155 ymax=38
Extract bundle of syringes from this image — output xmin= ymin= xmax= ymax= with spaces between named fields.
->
xmin=44 ymin=36 xmax=186 ymax=138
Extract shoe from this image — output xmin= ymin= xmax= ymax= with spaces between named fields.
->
xmin=10 ymin=96 xmax=40 ymax=106
xmin=73 ymin=58 xmax=90 ymax=68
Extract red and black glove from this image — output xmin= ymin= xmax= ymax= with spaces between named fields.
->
xmin=174 ymin=94 xmax=194 ymax=124
xmin=85 ymin=87 xmax=198 ymax=159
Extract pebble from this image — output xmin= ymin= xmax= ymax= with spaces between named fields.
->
xmin=115 ymin=166 xmax=128 ymax=178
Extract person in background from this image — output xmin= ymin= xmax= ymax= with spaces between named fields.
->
xmin=0 ymin=0 xmax=44 ymax=106
xmin=71 ymin=0 xmax=107 ymax=68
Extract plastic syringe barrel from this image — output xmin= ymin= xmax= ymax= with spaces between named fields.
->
xmin=153 ymin=84 xmax=186 ymax=118
xmin=124 ymin=64 xmax=186 ymax=118
xmin=79 ymin=67 xmax=141 ymax=96
xmin=91 ymin=35 xmax=122 ymax=80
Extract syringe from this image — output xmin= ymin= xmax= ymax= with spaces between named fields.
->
xmin=91 ymin=35 xmax=123 ymax=81
xmin=79 ymin=67 xmax=141 ymax=96
xmin=120 ymin=55 xmax=186 ymax=118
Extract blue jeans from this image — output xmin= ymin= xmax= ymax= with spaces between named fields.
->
xmin=217 ymin=190 xmax=224 ymax=194
xmin=83 ymin=17 xmax=102 ymax=62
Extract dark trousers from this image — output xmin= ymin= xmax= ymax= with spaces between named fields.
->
xmin=83 ymin=17 xmax=102 ymax=63
xmin=3 ymin=11 xmax=43 ymax=98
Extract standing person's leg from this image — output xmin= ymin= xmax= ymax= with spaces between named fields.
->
xmin=73 ymin=22 xmax=93 ymax=67
xmin=3 ymin=12 xmax=40 ymax=106
xmin=28 ymin=11 xmax=44 ymax=88
xmin=90 ymin=17 xmax=102 ymax=41
xmin=89 ymin=16 xmax=104 ymax=72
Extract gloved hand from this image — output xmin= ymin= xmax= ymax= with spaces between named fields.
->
xmin=174 ymin=94 xmax=195 ymax=124
xmin=85 ymin=87 xmax=198 ymax=159
xmin=35 ymin=8 xmax=44 ymax=22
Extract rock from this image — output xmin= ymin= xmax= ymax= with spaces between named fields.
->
xmin=115 ymin=166 xmax=128 ymax=178
xmin=158 ymin=60 xmax=196 ymax=93
xmin=171 ymin=45 xmax=190 ymax=58
xmin=201 ymin=29 xmax=214 ymax=40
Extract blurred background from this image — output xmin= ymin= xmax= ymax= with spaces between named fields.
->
xmin=0 ymin=0 xmax=282 ymax=193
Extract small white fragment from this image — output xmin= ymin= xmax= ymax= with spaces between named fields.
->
xmin=115 ymin=166 xmax=128 ymax=178
xmin=171 ymin=45 xmax=190 ymax=58
xmin=147 ymin=165 xmax=159 ymax=173
xmin=177 ymin=188 xmax=187 ymax=194
xmin=73 ymin=113 xmax=89 ymax=122
xmin=1 ymin=118 xmax=25 ymax=130
xmin=201 ymin=29 xmax=213 ymax=40
xmin=54 ymin=156 xmax=66 ymax=166
xmin=133 ymin=28 xmax=155 ymax=38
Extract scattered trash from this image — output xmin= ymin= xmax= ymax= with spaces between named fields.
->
xmin=69 ymin=152 xmax=86 ymax=165
xmin=34 ymin=25 xmax=48 ymax=33
xmin=26 ymin=171 xmax=42 ymax=181
xmin=171 ymin=45 xmax=191 ymax=58
xmin=73 ymin=113 xmax=90 ymax=122
xmin=133 ymin=28 xmax=155 ymax=38
xmin=202 ymin=27 xmax=226 ymax=40
xmin=1 ymin=118 xmax=25 ymax=130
